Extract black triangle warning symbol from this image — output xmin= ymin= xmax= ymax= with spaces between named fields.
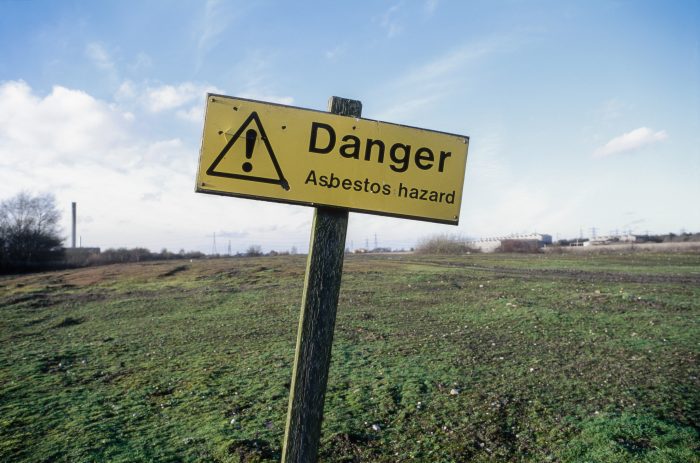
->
xmin=206 ymin=111 xmax=288 ymax=190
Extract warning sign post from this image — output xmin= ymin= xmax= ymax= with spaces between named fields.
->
xmin=276 ymin=98 xmax=361 ymax=463
xmin=196 ymin=95 xmax=469 ymax=463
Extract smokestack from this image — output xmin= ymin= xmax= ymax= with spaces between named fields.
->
xmin=71 ymin=202 xmax=77 ymax=248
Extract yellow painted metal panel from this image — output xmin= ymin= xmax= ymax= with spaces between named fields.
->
xmin=196 ymin=95 xmax=469 ymax=224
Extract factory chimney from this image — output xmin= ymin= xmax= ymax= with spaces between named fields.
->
xmin=71 ymin=202 xmax=77 ymax=248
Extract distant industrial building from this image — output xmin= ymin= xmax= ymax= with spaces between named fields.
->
xmin=63 ymin=201 xmax=101 ymax=265
xmin=468 ymin=233 xmax=552 ymax=253
xmin=584 ymin=234 xmax=636 ymax=246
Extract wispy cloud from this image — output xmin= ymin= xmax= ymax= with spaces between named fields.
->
xmin=374 ymin=36 xmax=514 ymax=121
xmin=379 ymin=3 xmax=404 ymax=38
xmin=85 ymin=42 xmax=115 ymax=72
xmin=373 ymin=95 xmax=441 ymax=123
xmin=230 ymin=51 xmax=294 ymax=105
xmin=194 ymin=0 xmax=243 ymax=70
xmin=424 ymin=0 xmax=439 ymax=15
xmin=325 ymin=44 xmax=346 ymax=61
xmin=115 ymin=80 xmax=136 ymax=101
xmin=598 ymin=98 xmax=628 ymax=120
xmin=86 ymin=43 xmax=155 ymax=86
xmin=401 ymin=38 xmax=506 ymax=88
xmin=85 ymin=42 xmax=120 ymax=84
xmin=128 ymin=52 xmax=153 ymax=73
xmin=594 ymin=127 xmax=668 ymax=157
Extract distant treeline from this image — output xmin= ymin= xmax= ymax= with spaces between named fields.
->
xmin=636 ymin=232 xmax=700 ymax=243
xmin=71 ymin=245 xmax=300 ymax=268
xmin=77 ymin=248 xmax=206 ymax=266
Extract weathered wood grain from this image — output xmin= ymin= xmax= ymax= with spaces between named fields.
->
xmin=281 ymin=97 xmax=361 ymax=463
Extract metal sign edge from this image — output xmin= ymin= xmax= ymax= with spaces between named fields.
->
xmin=205 ymin=93 xmax=470 ymax=141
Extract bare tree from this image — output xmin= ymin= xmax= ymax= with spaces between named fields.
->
xmin=0 ymin=192 xmax=63 ymax=271
xmin=245 ymin=244 xmax=263 ymax=257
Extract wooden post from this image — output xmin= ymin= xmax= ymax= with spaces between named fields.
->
xmin=281 ymin=96 xmax=362 ymax=463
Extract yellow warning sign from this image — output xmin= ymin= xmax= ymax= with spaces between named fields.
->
xmin=196 ymin=94 xmax=469 ymax=224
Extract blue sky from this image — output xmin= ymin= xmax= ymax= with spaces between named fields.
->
xmin=1 ymin=0 xmax=698 ymax=253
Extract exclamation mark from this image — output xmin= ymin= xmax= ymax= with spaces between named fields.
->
xmin=242 ymin=128 xmax=257 ymax=172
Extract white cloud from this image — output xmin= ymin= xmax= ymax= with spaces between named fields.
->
xmin=594 ymin=127 xmax=668 ymax=157
xmin=0 ymin=80 xmax=454 ymax=254
xmin=176 ymin=105 xmax=205 ymax=123
xmin=114 ymin=80 xmax=223 ymax=115
xmin=146 ymin=83 xmax=206 ymax=112
xmin=0 ymin=80 xmax=127 ymax=160
xmin=0 ymin=80 xmax=312 ymax=253
xmin=424 ymin=0 xmax=439 ymax=15
xmin=6 ymin=79 xmax=601 ymax=254
xmin=462 ymin=181 xmax=589 ymax=239
xmin=114 ymin=77 xmax=292 ymax=124
xmin=0 ymin=81 xmax=187 ymax=237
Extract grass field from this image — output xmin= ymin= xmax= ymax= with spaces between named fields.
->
xmin=1 ymin=252 xmax=698 ymax=462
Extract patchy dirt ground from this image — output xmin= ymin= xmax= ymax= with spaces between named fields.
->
xmin=1 ymin=252 xmax=698 ymax=462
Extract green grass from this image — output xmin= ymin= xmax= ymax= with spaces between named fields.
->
xmin=1 ymin=253 xmax=698 ymax=462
